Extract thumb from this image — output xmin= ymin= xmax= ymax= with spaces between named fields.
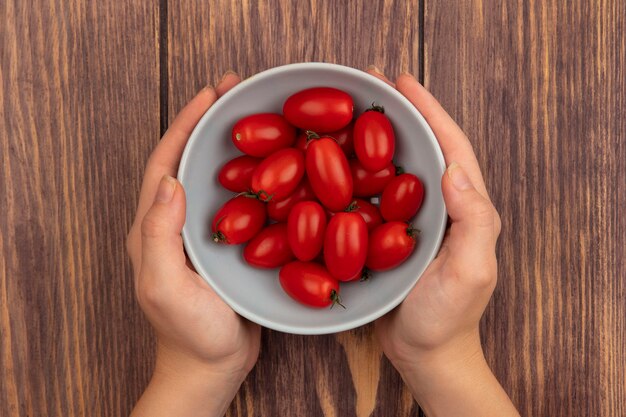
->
xmin=140 ymin=175 xmax=188 ymax=279
xmin=441 ymin=163 xmax=499 ymax=280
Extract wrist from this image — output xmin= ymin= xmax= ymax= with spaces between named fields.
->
xmin=388 ymin=328 xmax=485 ymax=383
xmin=154 ymin=341 xmax=249 ymax=391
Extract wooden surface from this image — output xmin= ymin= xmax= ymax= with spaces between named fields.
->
xmin=1 ymin=1 xmax=624 ymax=416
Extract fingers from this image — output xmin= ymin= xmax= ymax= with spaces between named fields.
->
xmin=365 ymin=65 xmax=395 ymax=87
xmin=133 ymin=72 xmax=242 ymax=230
xmin=441 ymin=162 xmax=500 ymax=286
xmin=395 ymin=73 xmax=489 ymax=199
xmin=216 ymin=71 xmax=241 ymax=97
xmin=138 ymin=176 xmax=189 ymax=286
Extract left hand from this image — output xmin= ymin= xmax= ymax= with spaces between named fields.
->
xmin=126 ymin=73 xmax=261 ymax=416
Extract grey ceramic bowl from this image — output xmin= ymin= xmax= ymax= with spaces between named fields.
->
xmin=178 ymin=63 xmax=446 ymax=335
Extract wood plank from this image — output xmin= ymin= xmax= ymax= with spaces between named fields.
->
xmin=0 ymin=1 xmax=160 ymax=416
xmin=425 ymin=1 xmax=626 ymax=416
xmin=167 ymin=1 xmax=422 ymax=416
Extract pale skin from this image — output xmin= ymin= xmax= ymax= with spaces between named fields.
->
xmin=126 ymin=69 xmax=520 ymax=417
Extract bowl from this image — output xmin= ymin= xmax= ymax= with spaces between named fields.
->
xmin=178 ymin=63 xmax=447 ymax=335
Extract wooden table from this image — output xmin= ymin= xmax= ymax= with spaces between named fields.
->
xmin=2 ymin=1 xmax=624 ymax=416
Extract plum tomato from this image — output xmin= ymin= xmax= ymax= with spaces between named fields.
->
xmin=251 ymin=148 xmax=305 ymax=201
xmin=243 ymin=223 xmax=294 ymax=268
xmin=212 ymin=195 xmax=267 ymax=244
xmin=283 ymin=87 xmax=353 ymax=132
xmin=217 ymin=155 xmax=262 ymax=193
xmin=279 ymin=261 xmax=343 ymax=308
xmin=287 ymin=201 xmax=327 ymax=261
xmin=353 ymin=105 xmax=395 ymax=172
xmin=323 ymin=212 xmax=368 ymax=282
xmin=380 ymin=173 xmax=425 ymax=222
xmin=350 ymin=160 xmax=396 ymax=197
xmin=366 ymin=222 xmax=418 ymax=271
xmin=306 ymin=134 xmax=353 ymax=212
xmin=231 ymin=113 xmax=296 ymax=157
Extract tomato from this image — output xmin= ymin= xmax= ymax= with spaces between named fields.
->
xmin=279 ymin=261 xmax=343 ymax=308
xmin=366 ymin=222 xmax=418 ymax=271
xmin=251 ymin=148 xmax=305 ymax=201
xmin=306 ymin=136 xmax=353 ymax=212
xmin=295 ymin=123 xmax=353 ymax=156
xmin=267 ymin=177 xmax=316 ymax=221
xmin=217 ymin=155 xmax=262 ymax=192
xmin=326 ymin=122 xmax=355 ymax=156
xmin=212 ymin=195 xmax=267 ymax=244
xmin=353 ymin=106 xmax=395 ymax=172
xmin=294 ymin=130 xmax=313 ymax=153
xmin=323 ymin=213 xmax=368 ymax=281
xmin=283 ymin=87 xmax=353 ymax=132
xmin=243 ymin=223 xmax=294 ymax=268
xmin=349 ymin=199 xmax=383 ymax=231
xmin=380 ymin=173 xmax=425 ymax=221
xmin=231 ymin=113 xmax=296 ymax=157
xmin=350 ymin=160 xmax=396 ymax=197
xmin=288 ymin=201 xmax=327 ymax=261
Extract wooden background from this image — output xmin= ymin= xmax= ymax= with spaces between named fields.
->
xmin=1 ymin=0 xmax=624 ymax=416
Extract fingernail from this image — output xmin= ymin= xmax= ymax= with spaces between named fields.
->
xmin=219 ymin=70 xmax=238 ymax=83
xmin=156 ymin=175 xmax=177 ymax=203
xmin=447 ymin=162 xmax=473 ymax=191
xmin=201 ymin=84 xmax=214 ymax=92
xmin=367 ymin=65 xmax=384 ymax=75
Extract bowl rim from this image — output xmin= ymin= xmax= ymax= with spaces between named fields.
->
xmin=178 ymin=62 xmax=447 ymax=335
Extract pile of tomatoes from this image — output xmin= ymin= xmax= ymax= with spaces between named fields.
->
xmin=212 ymin=87 xmax=424 ymax=308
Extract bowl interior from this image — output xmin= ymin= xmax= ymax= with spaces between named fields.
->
xmin=178 ymin=63 xmax=446 ymax=335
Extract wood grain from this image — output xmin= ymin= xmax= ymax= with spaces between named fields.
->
xmin=0 ymin=1 xmax=160 ymax=416
xmin=425 ymin=1 xmax=626 ymax=416
xmin=2 ymin=0 xmax=625 ymax=416
xmin=166 ymin=1 xmax=423 ymax=416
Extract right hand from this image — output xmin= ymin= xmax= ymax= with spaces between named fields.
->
xmin=368 ymin=70 xmax=502 ymax=369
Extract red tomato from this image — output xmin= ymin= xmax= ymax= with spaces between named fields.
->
xmin=328 ymin=122 xmax=355 ymax=156
xmin=366 ymin=222 xmax=418 ymax=271
xmin=306 ymin=136 xmax=353 ymax=212
xmin=231 ymin=113 xmax=296 ymax=157
xmin=350 ymin=160 xmax=396 ymax=197
xmin=288 ymin=201 xmax=327 ymax=261
xmin=267 ymin=177 xmax=316 ymax=221
xmin=279 ymin=261 xmax=343 ymax=308
xmin=295 ymin=124 xmax=353 ymax=156
xmin=251 ymin=148 xmax=305 ymax=201
xmin=380 ymin=173 xmax=425 ymax=221
xmin=349 ymin=199 xmax=383 ymax=231
xmin=212 ymin=195 xmax=267 ymax=244
xmin=217 ymin=155 xmax=261 ymax=192
xmin=243 ymin=223 xmax=294 ymax=268
xmin=283 ymin=87 xmax=353 ymax=132
xmin=294 ymin=131 xmax=309 ymax=153
xmin=353 ymin=106 xmax=395 ymax=172
xmin=323 ymin=213 xmax=368 ymax=281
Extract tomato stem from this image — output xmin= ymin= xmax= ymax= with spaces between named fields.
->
xmin=305 ymin=130 xmax=321 ymax=141
xmin=406 ymin=223 xmax=421 ymax=239
xmin=306 ymin=130 xmax=341 ymax=146
xmin=360 ymin=268 xmax=372 ymax=282
xmin=256 ymin=189 xmax=274 ymax=202
xmin=366 ymin=102 xmax=385 ymax=114
xmin=329 ymin=289 xmax=346 ymax=309
xmin=238 ymin=190 xmax=262 ymax=200
xmin=212 ymin=230 xmax=228 ymax=244
xmin=344 ymin=200 xmax=360 ymax=212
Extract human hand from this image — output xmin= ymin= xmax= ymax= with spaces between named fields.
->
xmin=366 ymin=69 xmax=517 ymax=416
xmin=127 ymin=73 xmax=261 ymax=417
xmin=369 ymin=70 xmax=501 ymax=366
